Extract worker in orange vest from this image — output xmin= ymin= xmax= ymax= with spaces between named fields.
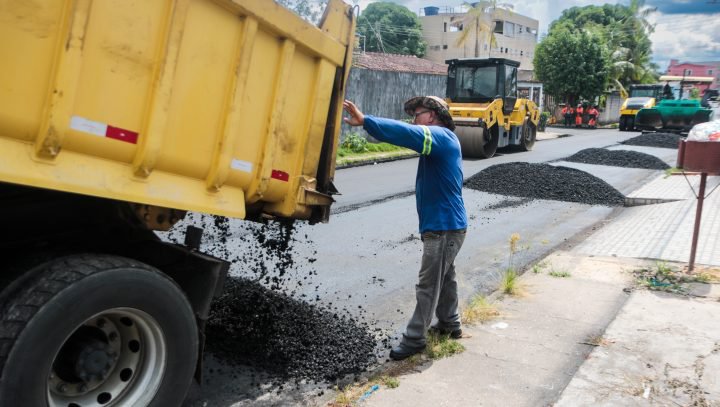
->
xmin=587 ymin=105 xmax=599 ymax=128
xmin=575 ymin=104 xmax=584 ymax=127
xmin=561 ymin=104 xmax=573 ymax=127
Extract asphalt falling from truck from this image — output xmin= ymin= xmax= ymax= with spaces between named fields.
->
xmin=198 ymin=217 xmax=385 ymax=391
xmin=621 ymin=132 xmax=682 ymax=149
xmin=464 ymin=162 xmax=626 ymax=206
xmin=564 ymin=148 xmax=670 ymax=170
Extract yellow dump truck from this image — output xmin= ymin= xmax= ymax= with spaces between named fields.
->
xmin=0 ymin=1 xmax=355 ymax=405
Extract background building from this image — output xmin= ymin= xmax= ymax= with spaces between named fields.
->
xmin=419 ymin=5 xmax=539 ymax=69
xmin=666 ymin=59 xmax=719 ymax=92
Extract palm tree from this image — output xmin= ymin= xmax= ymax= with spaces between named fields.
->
xmin=453 ymin=1 xmax=511 ymax=58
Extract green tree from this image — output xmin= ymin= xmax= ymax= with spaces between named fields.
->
xmin=550 ymin=0 xmax=657 ymax=97
xmin=534 ymin=27 xmax=610 ymax=104
xmin=357 ymin=2 xmax=426 ymax=57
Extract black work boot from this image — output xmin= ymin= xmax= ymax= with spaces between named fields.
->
xmin=389 ymin=344 xmax=425 ymax=361
xmin=429 ymin=325 xmax=462 ymax=339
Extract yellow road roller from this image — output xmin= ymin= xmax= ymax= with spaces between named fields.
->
xmin=445 ymin=58 xmax=539 ymax=158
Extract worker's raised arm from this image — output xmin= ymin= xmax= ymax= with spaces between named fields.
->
xmin=362 ymin=116 xmax=430 ymax=155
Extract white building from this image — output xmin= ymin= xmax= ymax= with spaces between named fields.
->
xmin=419 ymin=5 xmax=539 ymax=70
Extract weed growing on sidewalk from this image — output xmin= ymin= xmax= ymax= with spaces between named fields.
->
xmin=549 ymin=270 xmax=571 ymax=278
xmin=499 ymin=233 xmax=527 ymax=296
xmin=461 ymin=294 xmax=500 ymax=324
xmin=425 ymin=330 xmax=465 ymax=359
xmin=531 ymin=261 xmax=547 ymax=274
xmin=500 ymin=268 xmax=520 ymax=295
xmin=331 ymin=374 xmax=401 ymax=406
xmin=632 ymin=262 xmax=713 ymax=294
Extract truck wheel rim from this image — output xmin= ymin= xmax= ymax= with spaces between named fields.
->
xmin=47 ymin=308 xmax=166 ymax=407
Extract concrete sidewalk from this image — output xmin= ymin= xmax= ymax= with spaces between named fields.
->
xmin=360 ymin=150 xmax=720 ymax=406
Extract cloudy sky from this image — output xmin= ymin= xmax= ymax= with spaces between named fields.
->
xmin=352 ymin=0 xmax=720 ymax=70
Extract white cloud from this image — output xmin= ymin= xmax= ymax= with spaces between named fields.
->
xmin=648 ymin=12 xmax=720 ymax=69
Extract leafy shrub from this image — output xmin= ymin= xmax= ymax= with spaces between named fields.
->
xmin=341 ymin=133 xmax=368 ymax=153
xmin=538 ymin=112 xmax=550 ymax=131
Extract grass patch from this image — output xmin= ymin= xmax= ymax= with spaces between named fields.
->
xmin=548 ymin=270 xmax=571 ymax=278
xmin=500 ymin=268 xmax=521 ymax=295
xmin=632 ymin=262 xmax=713 ymax=294
xmin=461 ymin=294 xmax=500 ymax=324
xmin=331 ymin=375 xmax=401 ymax=406
xmin=337 ymin=142 xmax=406 ymax=157
xmin=531 ymin=261 xmax=547 ymax=274
xmin=425 ymin=330 xmax=465 ymax=359
xmin=336 ymin=147 xmax=416 ymax=166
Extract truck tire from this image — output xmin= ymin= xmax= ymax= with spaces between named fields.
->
xmin=619 ymin=116 xmax=627 ymax=131
xmin=0 ymin=254 xmax=198 ymax=407
xmin=627 ymin=116 xmax=635 ymax=131
xmin=520 ymin=119 xmax=536 ymax=151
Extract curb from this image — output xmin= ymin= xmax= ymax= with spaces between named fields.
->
xmin=336 ymin=153 xmax=420 ymax=170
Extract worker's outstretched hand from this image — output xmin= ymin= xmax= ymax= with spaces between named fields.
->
xmin=343 ymin=100 xmax=364 ymax=126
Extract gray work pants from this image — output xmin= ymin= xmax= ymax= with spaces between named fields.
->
xmin=401 ymin=229 xmax=466 ymax=348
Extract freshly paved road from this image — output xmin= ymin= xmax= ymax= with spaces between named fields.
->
xmin=333 ymin=127 xmax=636 ymax=212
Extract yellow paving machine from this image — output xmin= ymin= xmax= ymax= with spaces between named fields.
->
xmin=445 ymin=58 xmax=540 ymax=158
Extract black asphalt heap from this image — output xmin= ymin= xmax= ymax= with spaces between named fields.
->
xmin=206 ymin=277 xmax=377 ymax=383
xmin=621 ymin=132 xmax=681 ymax=149
xmin=565 ymin=148 xmax=670 ymax=170
xmin=464 ymin=162 xmax=625 ymax=206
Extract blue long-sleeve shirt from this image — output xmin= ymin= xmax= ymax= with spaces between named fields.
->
xmin=363 ymin=116 xmax=467 ymax=233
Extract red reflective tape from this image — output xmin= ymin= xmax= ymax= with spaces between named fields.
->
xmin=271 ymin=170 xmax=289 ymax=182
xmin=106 ymin=125 xmax=139 ymax=144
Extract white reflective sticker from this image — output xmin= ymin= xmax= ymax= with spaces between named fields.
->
xmin=70 ymin=116 xmax=107 ymax=137
xmin=231 ymin=159 xmax=253 ymax=173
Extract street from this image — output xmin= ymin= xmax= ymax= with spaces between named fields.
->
xmin=182 ymin=127 xmax=677 ymax=406
xmin=334 ymin=128 xmax=639 ymax=211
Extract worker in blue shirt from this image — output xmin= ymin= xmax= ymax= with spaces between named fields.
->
xmin=343 ymin=96 xmax=468 ymax=360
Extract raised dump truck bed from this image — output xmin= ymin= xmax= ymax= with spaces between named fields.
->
xmin=0 ymin=1 xmax=355 ymax=405
xmin=0 ymin=0 xmax=354 ymax=223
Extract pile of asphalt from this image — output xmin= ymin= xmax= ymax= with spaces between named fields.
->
xmin=199 ymin=218 xmax=381 ymax=388
xmin=565 ymin=148 xmax=670 ymax=170
xmin=464 ymin=162 xmax=625 ymax=206
xmin=206 ymin=276 xmax=377 ymax=384
xmin=621 ymin=132 xmax=681 ymax=149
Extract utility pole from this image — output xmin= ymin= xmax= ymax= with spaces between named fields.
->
xmin=369 ymin=22 xmax=385 ymax=53
xmin=679 ymin=68 xmax=688 ymax=100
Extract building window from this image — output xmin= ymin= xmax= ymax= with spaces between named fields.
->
xmin=505 ymin=48 xmax=508 ymax=53
xmin=529 ymin=28 xmax=537 ymax=36
xmin=443 ymin=44 xmax=448 ymax=49
xmin=520 ymin=50 xmax=523 ymax=56
xmin=709 ymin=69 xmax=714 ymax=76
xmin=494 ymin=21 xmax=504 ymax=34
xmin=444 ymin=22 xmax=447 ymax=32
xmin=684 ymin=69 xmax=692 ymax=76
xmin=504 ymin=22 xmax=515 ymax=37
